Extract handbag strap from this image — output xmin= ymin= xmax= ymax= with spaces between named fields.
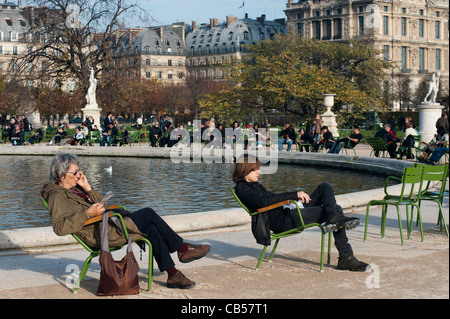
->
xmin=101 ymin=212 xmax=133 ymax=253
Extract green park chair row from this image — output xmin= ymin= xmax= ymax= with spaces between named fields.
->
xmin=364 ymin=163 xmax=449 ymax=245
xmin=41 ymin=198 xmax=153 ymax=293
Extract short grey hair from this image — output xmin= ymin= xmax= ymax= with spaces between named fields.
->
xmin=49 ymin=153 xmax=80 ymax=183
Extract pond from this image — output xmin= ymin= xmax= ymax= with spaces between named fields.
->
xmin=0 ymin=155 xmax=388 ymax=230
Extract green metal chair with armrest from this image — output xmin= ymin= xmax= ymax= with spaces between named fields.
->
xmin=364 ymin=166 xmax=424 ymax=245
xmin=413 ymin=163 xmax=449 ymax=237
xmin=41 ymin=198 xmax=153 ymax=293
xmin=230 ymin=187 xmax=332 ymax=271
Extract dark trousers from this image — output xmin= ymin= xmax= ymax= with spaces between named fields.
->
xmin=268 ymin=182 xmax=353 ymax=257
xmin=128 ymin=208 xmax=183 ymax=272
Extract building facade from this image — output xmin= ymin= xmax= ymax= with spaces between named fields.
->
xmin=185 ymin=15 xmax=286 ymax=79
xmin=285 ymin=0 xmax=449 ymax=107
xmin=0 ymin=2 xmax=27 ymax=77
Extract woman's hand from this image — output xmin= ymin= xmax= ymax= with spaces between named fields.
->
xmin=86 ymin=203 xmax=105 ymax=218
xmin=297 ymin=191 xmax=310 ymax=204
xmin=76 ymin=171 xmax=91 ymax=192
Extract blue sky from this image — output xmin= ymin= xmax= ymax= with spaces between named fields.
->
xmin=137 ymin=0 xmax=288 ymax=27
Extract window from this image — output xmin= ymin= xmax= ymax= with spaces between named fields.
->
xmin=5 ymin=18 xmax=12 ymax=26
xmin=0 ymin=46 xmax=2 ymax=54
xmin=419 ymin=19 xmax=424 ymax=38
xmin=419 ymin=48 xmax=425 ymax=71
xmin=168 ymin=59 xmax=172 ymax=66
xmin=401 ymin=17 xmax=407 ymax=36
xmin=383 ymin=16 xmax=389 ymax=35
xmin=335 ymin=18 xmax=342 ymax=39
xmin=12 ymin=46 xmax=18 ymax=55
xmin=315 ymin=21 xmax=321 ymax=39
xmin=168 ymin=71 xmax=173 ymax=79
xmin=359 ymin=16 xmax=364 ymax=35
xmin=146 ymin=58 xmax=150 ymax=65
xmin=157 ymin=71 xmax=162 ymax=78
xmin=383 ymin=45 xmax=389 ymax=61
xmin=401 ymin=46 xmax=407 ymax=69
xmin=435 ymin=21 xmax=440 ymax=39
xmin=178 ymin=60 xmax=183 ymax=66
xmin=297 ymin=22 xmax=303 ymax=36
xmin=325 ymin=20 xmax=332 ymax=39
xmin=436 ymin=49 xmax=441 ymax=70
xmin=146 ymin=71 xmax=151 ymax=78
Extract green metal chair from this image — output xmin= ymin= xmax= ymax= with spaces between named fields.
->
xmin=364 ymin=165 xmax=424 ymax=245
xmin=230 ymin=187 xmax=332 ymax=271
xmin=413 ymin=163 xmax=449 ymax=237
xmin=399 ymin=135 xmax=421 ymax=160
xmin=367 ymin=137 xmax=388 ymax=157
xmin=41 ymin=198 xmax=153 ymax=293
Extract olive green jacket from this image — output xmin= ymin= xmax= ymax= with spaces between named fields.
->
xmin=41 ymin=183 xmax=144 ymax=248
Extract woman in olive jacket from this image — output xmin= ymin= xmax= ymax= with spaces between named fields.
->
xmin=41 ymin=153 xmax=210 ymax=289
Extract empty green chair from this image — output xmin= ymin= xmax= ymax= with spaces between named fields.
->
xmin=230 ymin=187 xmax=332 ymax=271
xmin=414 ymin=163 xmax=449 ymax=237
xmin=364 ymin=165 xmax=424 ymax=245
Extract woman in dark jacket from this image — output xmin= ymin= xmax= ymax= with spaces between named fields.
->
xmin=232 ymin=155 xmax=369 ymax=271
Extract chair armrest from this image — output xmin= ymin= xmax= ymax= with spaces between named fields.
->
xmin=83 ymin=204 xmax=119 ymax=226
xmin=384 ymin=176 xmax=402 ymax=195
xmin=257 ymin=200 xmax=291 ymax=213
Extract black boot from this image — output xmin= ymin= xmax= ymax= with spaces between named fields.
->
xmin=337 ymin=256 xmax=370 ymax=271
xmin=325 ymin=208 xmax=360 ymax=233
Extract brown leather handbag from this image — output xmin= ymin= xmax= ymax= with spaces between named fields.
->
xmin=97 ymin=212 xmax=140 ymax=296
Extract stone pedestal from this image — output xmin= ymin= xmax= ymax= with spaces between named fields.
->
xmin=418 ymin=102 xmax=443 ymax=143
xmin=82 ymin=105 xmax=102 ymax=130
xmin=321 ymin=94 xmax=339 ymax=138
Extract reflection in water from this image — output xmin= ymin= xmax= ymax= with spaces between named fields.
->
xmin=0 ymin=156 xmax=387 ymax=230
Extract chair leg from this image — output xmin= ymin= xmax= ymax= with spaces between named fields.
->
xmin=381 ymin=204 xmax=387 ymax=238
xmin=137 ymin=238 xmax=153 ymax=291
xmin=413 ymin=204 xmax=424 ymax=242
xmin=256 ymin=246 xmax=268 ymax=270
xmin=269 ymin=239 xmax=280 ymax=262
xmin=74 ymin=254 xmax=94 ymax=293
xmin=364 ymin=203 xmax=371 ymax=241
xmin=395 ymin=205 xmax=404 ymax=246
xmin=436 ymin=201 xmax=449 ymax=237
xmin=327 ymin=231 xmax=332 ymax=265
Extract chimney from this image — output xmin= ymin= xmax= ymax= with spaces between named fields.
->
xmin=226 ymin=16 xmax=238 ymax=27
xmin=257 ymin=14 xmax=266 ymax=27
xmin=210 ymin=18 xmax=218 ymax=29
xmin=192 ymin=20 xmax=197 ymax=30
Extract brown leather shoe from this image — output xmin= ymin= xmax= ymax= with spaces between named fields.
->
xmin=167 ymin=271 xmax=196 ymax=289
xmin=178 ymin=243 xmax=210 ymax=263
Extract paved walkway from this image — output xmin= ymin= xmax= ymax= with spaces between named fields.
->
xmin=0 ymin=198 xmax=448 ymax=300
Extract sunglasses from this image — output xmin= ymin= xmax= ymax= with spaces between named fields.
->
xmin=67 ymin=169 xmax=80 ymax=176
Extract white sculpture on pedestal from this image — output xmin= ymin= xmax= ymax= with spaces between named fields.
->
xmin=423 ymin=72 xmax=440 ymax=104
xmin=85 ymin=68 xmax=98 ymax=108
xmin=82 ymin=67 xmax=101 ymax=128
xmin=419 ymin=72 xmax=443 ymax=143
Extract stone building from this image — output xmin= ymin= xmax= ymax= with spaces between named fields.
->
xmin=284 ymin=0 xmax=449 ymax=108
xmin=0 ymin=1 xmax=27 ymax=77
xmin=185 ymin=14 xmax=286 ymax=79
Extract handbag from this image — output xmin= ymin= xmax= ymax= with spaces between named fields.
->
xmin=97 ymin=211 xmax=140 ymax=296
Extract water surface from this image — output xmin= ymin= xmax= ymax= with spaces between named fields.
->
xmin=0 ymin=156 xmax=388 ymax=229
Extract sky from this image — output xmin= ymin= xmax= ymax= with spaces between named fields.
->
xmin=136 ymin=0 xmax=288 ymax=27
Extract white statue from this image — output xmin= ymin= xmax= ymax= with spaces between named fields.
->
xmin=423 ymin=72 xmax=440 ymax=104
xmin=85 ymin=68 xmax=98 ymax=107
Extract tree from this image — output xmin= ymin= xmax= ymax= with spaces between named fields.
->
xmin=17 ymin=0 xmax=150 ymax=93
xmin=199 ymin=35 xmax=393 ymax=126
